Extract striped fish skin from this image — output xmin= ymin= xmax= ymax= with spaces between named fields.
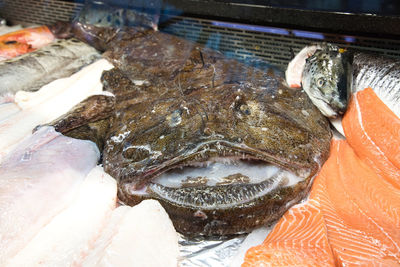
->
xmin=0 ymin=38 xmax=100 ymax=98
xmin=352 ymin=52 xmax=400 ymax=118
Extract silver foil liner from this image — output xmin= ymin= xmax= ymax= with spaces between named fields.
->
xmin=178 ymin=227 xmax=272 ymax=266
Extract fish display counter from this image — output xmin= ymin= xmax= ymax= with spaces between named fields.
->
xmin=0 ymin=0 xmax=399 ymax=266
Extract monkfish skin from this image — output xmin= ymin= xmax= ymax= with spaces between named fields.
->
xmin=47 ymin=23 xmax=332 ymax=236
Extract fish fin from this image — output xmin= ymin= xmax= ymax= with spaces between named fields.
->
xmin=34 ymin=94 xmax=115 ymax=150
xmin=48 ymin=21 xmax=74 ymax=39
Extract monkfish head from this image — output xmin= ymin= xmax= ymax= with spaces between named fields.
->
xmin=101 ymin=67 xmax=332 ymax=236
xmin=50 ymin=23 xmax=332 ymax=235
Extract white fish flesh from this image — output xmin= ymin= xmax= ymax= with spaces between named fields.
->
xmin=0 ymin=102 xmax=20 ymax=123
xmin=0 ymin=38 xmax=100 ymax=98
xmin=0 ymin=126 xmax=99 ymax=264
xmin=82 ymin=200 xmax=179 ymax=267
xmin=0 ymin=59 xmax=113 ymax=159
xmin=81 ymin=206 xmax=131 ymax=266
xmin=6 ymin=166 xmax=117 ymax=267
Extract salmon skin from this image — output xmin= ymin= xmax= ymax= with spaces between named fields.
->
xmin=351 ymin=53 xmax=400 ymax=118
xmin=286 ymin=44 xmax=352 ymax=118
xmin=0 ymin=38 xmax=100 ymax=99
xmin=0 ymin=25 xmax=54 ymax=60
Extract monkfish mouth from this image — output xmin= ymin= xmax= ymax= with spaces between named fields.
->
xmin=122 ymin=156 xmax=308 ymax=210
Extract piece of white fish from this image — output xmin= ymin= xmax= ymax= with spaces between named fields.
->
xmin=82 ymin=200 xmax=179 ymax=267
xmin=0 ymin=102 xmax=20 ymax=123
xmin=0 ymin=126 xmax=99 ymax=264
xmin=81 ymin=206 xmax=131 ymax=266
xmin=6 ymin=166 xmax=117 ymax=267
xmin=0 ymin=59 xmax=113 ymax=160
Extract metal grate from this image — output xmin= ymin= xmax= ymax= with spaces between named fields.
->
xmin=161 ymin=16 xmax=400 ymax=70
xmin=1 ymin=0 xmax=400 ymax=70
xmin=0 ymin=0 xmax=83 ymax=26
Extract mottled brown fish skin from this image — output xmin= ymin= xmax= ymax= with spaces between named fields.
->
xmin=36 ymin=95 xmax=115 ymax=151
xmin=59 ymin=24 xmax=332 ymax=236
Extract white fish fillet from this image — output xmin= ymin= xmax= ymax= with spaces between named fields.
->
xmin=82 ymin=200 xmax=179 ymax=267
xmin=0 ymin=102 xmax=20 ymax=123
xmin=13 ymin=57 xmax=104 ymax=110
xmin=0 ymin=59 xmax=113 ymax=160
xmin=6 ymin=166 xmax=117 ymax=267
xmin=0 ymin=126 xmax=99 ymax=264
xmin=81 ymin=206 xmax=131 ymax=266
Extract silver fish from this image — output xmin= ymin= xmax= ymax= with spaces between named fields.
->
xmin=0 ymin=38 xmax=100 ymax=99
xmin=300 ymin=44 xmax=352 ymax=118
xmin=351 ymin=52 xmax=400 ymax=118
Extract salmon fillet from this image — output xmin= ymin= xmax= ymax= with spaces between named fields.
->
xmin=312 ymin=140 xmax=400 ymax=266
xmin=242 ymin=199 xmax=336 ymax=267
xmin=343 ymin=87 xmax=400 ymax=189
xmin=243 ymin=139 xmax=400 ymax=266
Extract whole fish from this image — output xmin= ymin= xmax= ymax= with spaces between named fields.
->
xmin=287 ymin=44 xmax=400 ymax=118
xmin=44 ymin=23 xmax=332 ymax=236
xmin=0 ymin=38 xmax=100 ymax=99
xmin=0 ymin=25 xmax=55 ymax=59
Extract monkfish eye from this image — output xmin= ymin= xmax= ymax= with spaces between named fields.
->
xmin=239 ymin=104 xmax=251 ymax=115
xmin=316 ymin=77 xmax=326 ymax=88
xmin=122 ymin=145 xmax=150 ymax=162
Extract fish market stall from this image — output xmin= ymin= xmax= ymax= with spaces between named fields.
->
xmin=0 ymin=0 xmax=400 ymax=266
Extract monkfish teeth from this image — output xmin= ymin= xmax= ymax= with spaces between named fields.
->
xmin=146 ymin=168 xmax=302 ymax=209
xmin=152 ymin=159 xmax=303 ymax=188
